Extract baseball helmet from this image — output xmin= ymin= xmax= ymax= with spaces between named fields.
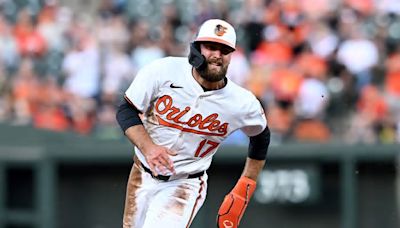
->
xmin=195 ymin=19 xmax=236 ymax=50
xmin=189 ymin=19 xmax=236 ymax=70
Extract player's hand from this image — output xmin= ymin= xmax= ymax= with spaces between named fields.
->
xmin=217 ymin=177 xmax=256 ymax=228
xmin=142 ymin=143 xmax=177 ymax=176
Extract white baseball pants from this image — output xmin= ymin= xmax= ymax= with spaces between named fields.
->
xmin=122 ymin=158 xmax=208 ymax=228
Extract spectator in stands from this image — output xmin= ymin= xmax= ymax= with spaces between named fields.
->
xmin=245 ymin=64 xmax=271 ymax=100
xmin=383 ymin=48 xmax=400 ymax=142
xmin=267 ymin=98 xmax=296 ymax=144
xmin=226 ymin=46 xmax=251 ymax=87
xmin=10 ymin=58 xmax=40 ymax=125
xmin=32 ymin=76 xmax=69 ymax=132
xmin=101 ymin=43 xmax=134 ymax=104
xmin=62 ymin=21 xmax=100 ymax=134
xmin=336 ymin=23 xmax=379 ymax=92
xmin=36 ymin=1 xmax=66 ymax=53
xmin=269 ymin=66 xmax=303 ymax=103
xmin=0 ymin=14 xmax=19 ymax=72
xmin=13 ymin=8 xmax=47 ymax=58
xmin=250 ymin=27 xmax=294 ymax=67
xmin=129 ymin=20 xmax=165 ymax=70
xmin=345 ymin=85 xmax=392 ymax=144
xmin=96 ymin=14 xmax=129 ymax=52
xmin=0 ymin=63 xmax=11 ymax=122
xmin=157 ymin=3 xmax=186 ymax=56
xmin=306 ymin=20 xmax=339 ymax=59
xmin=293 ymin=75 xmax=331 ymax=142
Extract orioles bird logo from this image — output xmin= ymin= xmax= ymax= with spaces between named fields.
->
xmin=214 ymin=24 xmax=227 ymax=36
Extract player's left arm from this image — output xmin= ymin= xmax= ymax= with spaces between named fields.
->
xmin=217 ymin=126 xmax=270 ymax=228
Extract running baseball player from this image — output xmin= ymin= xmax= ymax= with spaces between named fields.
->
xmin=116 ymin=19 xmax=270 ymax=228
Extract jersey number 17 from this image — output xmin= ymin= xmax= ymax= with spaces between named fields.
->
xmin=194 ymin=139 xmax=220 ymax=158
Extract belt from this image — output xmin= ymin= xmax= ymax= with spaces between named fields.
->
xmin=140 ymin=162 xmax=204 ymax=181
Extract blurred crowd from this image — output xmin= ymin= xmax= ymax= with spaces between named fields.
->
xmin=0 ymin=0 xmax=400 ymax=145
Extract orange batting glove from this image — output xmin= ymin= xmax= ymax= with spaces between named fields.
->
xmin=217 ymin=176 xmax=257 ymax=228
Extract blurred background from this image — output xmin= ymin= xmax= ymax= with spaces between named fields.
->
xmin=0 ymin=0 xmax=400 ymax=227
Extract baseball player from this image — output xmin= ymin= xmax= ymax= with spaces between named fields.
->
xmin=116 ymin=19 xmax=270 ymax=228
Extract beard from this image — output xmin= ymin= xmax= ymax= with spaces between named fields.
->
xmin=198 ymin=58 xmax=228 ymax=82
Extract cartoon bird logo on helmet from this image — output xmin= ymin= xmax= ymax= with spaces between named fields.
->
xmin=214 ymin=24 xmax=227 ymax=36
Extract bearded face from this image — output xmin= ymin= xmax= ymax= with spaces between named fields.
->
xmin=198 ymin=57 xmax=229 ymax=82
xmin=198 ymin=42 xmax=233 ymax=82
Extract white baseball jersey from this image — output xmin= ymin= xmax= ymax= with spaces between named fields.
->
xmin=125 ymin=56 xmax=267 ymax=176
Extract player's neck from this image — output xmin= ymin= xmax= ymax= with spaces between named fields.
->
xmin=192 ymin=68 xmax=226 ymax=91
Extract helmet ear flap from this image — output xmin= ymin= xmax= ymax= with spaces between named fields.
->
xmin=188 ymin=42 xmax=206 ymax=70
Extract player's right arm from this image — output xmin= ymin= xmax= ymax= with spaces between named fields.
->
xmin=116 ymin=98 xmax=176 ymax=176
xmin=116 ymin=58 xmax=176 ymax=176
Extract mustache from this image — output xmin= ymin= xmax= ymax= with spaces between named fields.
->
xmin=207 ymin=58 xmax=223 ymax=65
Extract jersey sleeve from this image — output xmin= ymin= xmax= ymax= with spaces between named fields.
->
xmin=124 ymin=61 xmax=160 ymax=113
xmin=241 ymin=98 xmax=267 ymax=137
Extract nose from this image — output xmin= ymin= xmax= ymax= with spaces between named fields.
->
xmin=210 ymin=49 xmax=222 ymax=58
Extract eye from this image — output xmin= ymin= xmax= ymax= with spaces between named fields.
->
xmin=204 ymin=44 xmax=218 ymax=51
xmin=221 ymin=47 xmax=233 ymax=55
xmin=204 ymin=43 xmax=232 ymax=55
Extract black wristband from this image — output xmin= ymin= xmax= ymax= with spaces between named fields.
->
xmin=248 ymin=126 xmax=270 ymax=160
